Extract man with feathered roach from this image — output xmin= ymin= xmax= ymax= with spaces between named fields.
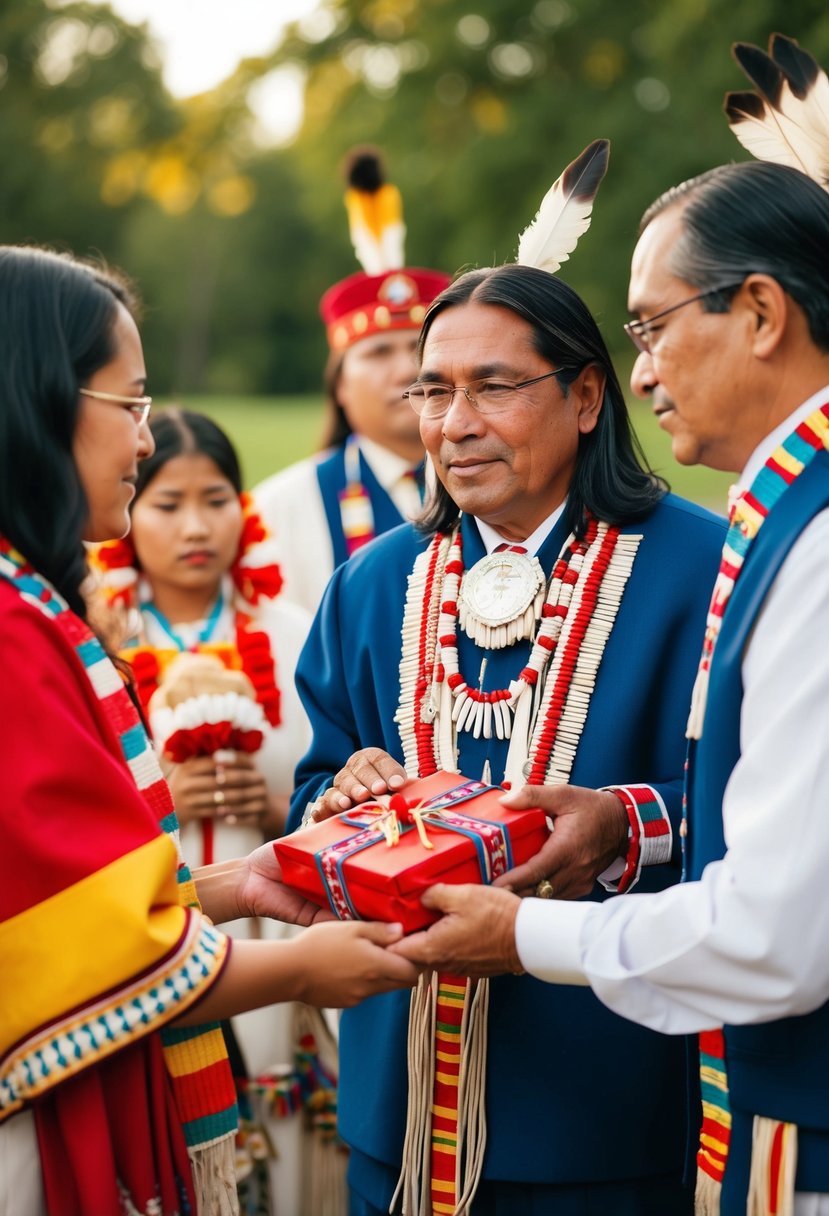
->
xmin=255 ymin=148 xmax=450 ymax=618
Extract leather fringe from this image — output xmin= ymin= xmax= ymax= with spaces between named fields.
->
xmin=189 ymin=1137 xmax=239 ymax=1216
xmin=392 ymin=975 xmax=489 ymax=1215
xmin=747 ymin=1117 xmax=797 ymax=1216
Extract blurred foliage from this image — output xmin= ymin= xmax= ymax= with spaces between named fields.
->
xmin=2 ymin=0 xmax=829 ymax=395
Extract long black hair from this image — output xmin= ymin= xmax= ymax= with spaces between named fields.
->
xmin=415 ymin=264 xmax=665 ymax=538
xmin=134 ymin=408 xmax=243 ymax=503
xmin=0 ymin=245 xmax=136 ymax=617
xmin=318 ymin=347 xmax=351 ymax=450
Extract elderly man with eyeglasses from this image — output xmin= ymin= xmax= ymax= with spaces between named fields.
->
xmin=286 ymin=259 xmax=728 ymax=1215
xmin=393 ymin=163 xmax=829 ymax=1216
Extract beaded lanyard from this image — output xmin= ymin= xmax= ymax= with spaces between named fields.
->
xmin=338 ymin=435 xmax=422 ymax=556
xmin=338 ymin=434 xmax=376 ymax=556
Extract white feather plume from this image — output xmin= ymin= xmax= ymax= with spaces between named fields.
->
xmin=517 ymin=139 xmax=610 ymax=274
xmin=725 ymin=91 xmax=807 ymax=172
xmin=767 ymin=35 xmax=829 ymax=153
xmin=726 ymin=36 xmax=829 ymax=187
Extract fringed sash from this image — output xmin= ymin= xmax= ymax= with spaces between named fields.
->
xmin=688 ymin=402 xmax=829 ymax=1216
xmin=0 ymin=542 xmax=239 ymax=1215
xmin=393 ymin=517 xmax=641 ymax=1215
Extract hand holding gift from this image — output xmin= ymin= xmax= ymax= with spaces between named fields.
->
xmin=275 ymin=770 xmax=550 ymax=934
xmin=307 ymin=746 xmax=408 ymax=820
xmin=389 ymin=882 xmax=523 ymax=977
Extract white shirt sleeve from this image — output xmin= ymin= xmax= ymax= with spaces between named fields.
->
xmin=253 ymin=460 xmax=335 ymax=617
xmin=515 ymin=508 xmax=829 ymax=1035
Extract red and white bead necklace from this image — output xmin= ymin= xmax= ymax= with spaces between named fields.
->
xmin=436 ymin=529 xmax=587 ymax=741
xmin=397 ymin=516 xmax=642 ymax=788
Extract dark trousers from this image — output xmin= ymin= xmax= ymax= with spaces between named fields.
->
xmin=349 ymin=1173 xmax=695 ymax=1216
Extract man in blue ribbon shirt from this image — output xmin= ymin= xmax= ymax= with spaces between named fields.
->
xmin=288 ymin=259 xmax=725 ymax=1214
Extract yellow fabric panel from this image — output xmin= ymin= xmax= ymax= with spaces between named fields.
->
xmin=0 ymin=835 xmax=186 ymax=1055
xmin=163 ymin=1025 xmax=229 ymax=1078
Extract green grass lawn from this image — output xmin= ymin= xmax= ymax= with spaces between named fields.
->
xmin=627 ymin=400 xmax=732 ymax=513
xmin=170 ymin=394 xmax=732 ymax=514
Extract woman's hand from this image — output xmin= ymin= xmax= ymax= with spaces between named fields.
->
xmin=309 ymin=748 xmax=408 ymax=822
xmin=226 ymin=841 xmax=336 ymax=927
xmin=173 ymin=917 xmax=422 ymax=1025
xmin=168 ymin=751 xmax=269 ymax=828
xmin=285 ymin=921 xmax=421 ymax=1007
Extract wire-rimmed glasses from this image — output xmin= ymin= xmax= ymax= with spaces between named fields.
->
xmin=624 ymin=282 xmax=744 ymax=354
xmin=79 ymin=387 xmax=152 ymax=426
xmin=403 ymin=368 xmax=574 ymax=419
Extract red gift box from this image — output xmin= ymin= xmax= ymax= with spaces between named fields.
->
xmin=274 ymin=771 xmax=550 ymax=933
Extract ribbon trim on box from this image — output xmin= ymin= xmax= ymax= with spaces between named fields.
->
xmin=314 ymin=781 xmax=514 ymax=921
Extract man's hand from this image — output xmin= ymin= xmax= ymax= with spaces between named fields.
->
xmin=310 ymin=748 xmax=407 ymax=821
xmin=390 ymin=884 xmax=522 ymax=977
xmin=493 ymin=784 xmax=628 ymax=900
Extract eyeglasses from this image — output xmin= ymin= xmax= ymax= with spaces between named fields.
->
xmin=403 ymin=368 xmax=573 ymax=419
xmin=624 ymin=282 xmax=744 ymax=354
xmin=79 ymin=387 xmax=152 ymax=426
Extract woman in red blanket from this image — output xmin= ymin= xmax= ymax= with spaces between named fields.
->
xmin=0 ymin=245 xmax=419 ymax=1216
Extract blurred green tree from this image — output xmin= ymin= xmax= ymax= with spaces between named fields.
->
xmin=2 ymin=0 xmax=828 ymax=396
xmin=0 ymin=1 xmax=177 ymax=248
xmin=276 ymin=0 xmax=829 ymax=367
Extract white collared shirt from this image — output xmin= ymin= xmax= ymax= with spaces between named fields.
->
xmin=358 ymin=435 xmax=424 ymax=520
xmin=737 ymin=385 xmax=829 ymax=493
xmin=253 ymin=437 xmax=423 ymax=617
xmin=515 ymin=391 xmax=829 ymax=1033
xmin=475 ymin=501 xmax=566 ymax=556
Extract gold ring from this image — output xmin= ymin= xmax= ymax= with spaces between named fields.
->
xmin=214 ymin=789 xmax=225 ymax=807
xmin=535 ymin=879 xmax=554 ymax=899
